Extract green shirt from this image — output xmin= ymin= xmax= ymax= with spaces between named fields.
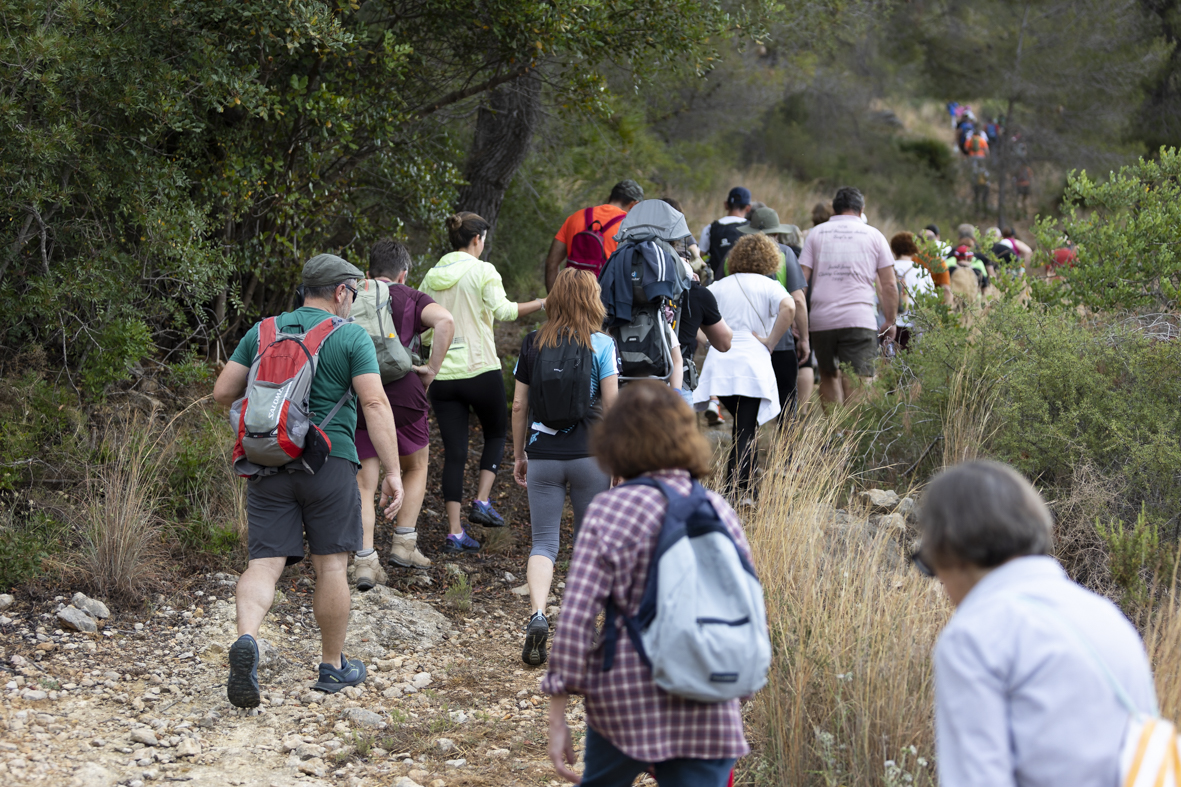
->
xmin=229 ymin=307 xmax=379 ymax=465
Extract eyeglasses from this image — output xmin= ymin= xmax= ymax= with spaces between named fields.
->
xmin=341 ymin=283 xmax=358 ymax=302
xmin=908 ymin=548 xmax=935 ymax=579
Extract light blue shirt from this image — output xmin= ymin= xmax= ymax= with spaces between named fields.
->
xmin=935 ymin=555 xmax=1156 ymax=787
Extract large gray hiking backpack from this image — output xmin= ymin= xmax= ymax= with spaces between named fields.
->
xmin=602 ymin=477 xmax=771 ymax=703
xmin=352 ymin=279 xmax=414 ymax=384
xmin=230 ymin=316 xmax=353 ymax=477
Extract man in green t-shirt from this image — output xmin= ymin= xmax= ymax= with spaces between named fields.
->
xmin=212 ymin=253 xmax=405 ymax=707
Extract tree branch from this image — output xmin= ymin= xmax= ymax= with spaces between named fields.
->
xmin=413 ymin=63 xmax=534 ymax=120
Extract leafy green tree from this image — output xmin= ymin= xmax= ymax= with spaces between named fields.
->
xmin=1032 ymin=147 xmax=1181 ymax=312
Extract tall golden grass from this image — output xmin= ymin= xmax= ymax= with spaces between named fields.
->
xmin=742 ymin=416 xmax=947 ymax=785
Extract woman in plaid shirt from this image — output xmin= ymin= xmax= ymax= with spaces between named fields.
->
xmin=541 ymin=381 xmax=751 ymax=786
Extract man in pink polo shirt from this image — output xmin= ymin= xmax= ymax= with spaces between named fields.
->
xmin=798 ymin=187 xmax=897 ymax=406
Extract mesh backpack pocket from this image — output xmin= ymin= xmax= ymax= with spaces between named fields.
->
xmin=230 ymin=316 xmax=352 ymax=477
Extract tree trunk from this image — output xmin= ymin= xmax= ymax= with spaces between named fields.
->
xmin=455 ymin=70 xmax=541 ymax=252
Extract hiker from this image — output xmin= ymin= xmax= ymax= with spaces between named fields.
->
xmin=1015 ymin=164 xmax=1033 ymax=216
xmin=811 ymin=202 xmax=833 ymax=228
xmin=544 ymin=381 xmax=753 ymax=787
xmin=913 ymin=227 xmax=954 ymax=306
xmin=511 ymin=268 xmax=620 ymax=667
xmin=991 ymin=226 xmax=1032 ymax=271
xmin=700 ymin=186 xmax=753 ymax=281
xmin=965 ymin=129 xmax=990 ymax=159
xmin=212 ymin=253 xmax=405 ymax=706
xmin=888 ymin=232 xmax=936 ymax=351
xmin=912 ymin=461 xmax=1157 ymax=787
xmin=545 ymin=180 xmax=644 ymax=290
xmin=419 ymin=213 xmax=546 ymax=555
xmin=693 ymin=234 xmax=794 ymax=502
xmin=950 ymin=224 xmax=990 ymax=290
xmin=352 ymin=239 xmax=455 ymax=583
xmin=736 ymin=207 xmax=809 ymax=423
xmin=798 ymin=187 xmax=898 ymax=407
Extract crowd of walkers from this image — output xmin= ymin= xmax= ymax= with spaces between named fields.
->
xmin=209 ymin=178 xmax=1161 ymax=787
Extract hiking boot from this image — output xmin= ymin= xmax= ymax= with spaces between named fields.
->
xmin=226 ymin=634 xmax=260 ymax=708
xmin=468 ymin=499 xmax=506 ymax=528
xmin=705 ymin=399 xmax=725 ymax=426
xmin=353 ymin=552 xmax=387 ymax=592
xmin=443 ymin=528 xmax=481 ymax=555
xmin=521 ymin=612 xmax=550 ymax=667
xmin=389 ymin=531 xmax=432 ymax=569
xmin=314 ymin=653 xmax=367 ymax=693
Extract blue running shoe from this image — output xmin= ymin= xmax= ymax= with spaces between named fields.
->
xmin=226 ymin=634 xmax=260 ymax=708
xmin=469 ymin=499 xmax=506 ymax=528
xmin=314 ymin=653 xmax=367 ymax=693
xmin=443 ymin=528 xmax=482 ymax=555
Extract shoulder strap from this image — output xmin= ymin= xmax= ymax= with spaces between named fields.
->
xmin=258 ymin=317 xmax=278 ymax=351
xmin=583 ymin=206 xmax=597 ymax=231
xmin=601 ymin=212 xmax=625 ymax=236
xmin=1017 ymin=594 xmax=1152 ymax=718
xmin=318 ymin=389 xmax=354 ymax=430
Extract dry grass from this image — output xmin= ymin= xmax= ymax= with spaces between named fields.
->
xmin=742 ymin=417 xmax=947 ymax=786
xmin=941 ymin=362 xmax=997 ymax=467
xmin=78 ymin=415 xmax=167 ymax=602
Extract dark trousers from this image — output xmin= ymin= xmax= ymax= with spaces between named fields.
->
xmin=770 ymin=349 xmax=798 ymax=425
xmin=428 ymin=370 xmax=507 ymax=503
xmin=580 ymin=726 xmax=736 ymax=787
xmin=718 ymin=395 xmax=760 ymax=496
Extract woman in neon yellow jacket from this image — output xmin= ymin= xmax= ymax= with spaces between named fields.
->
xmin=420 ymin=212 xmax=545 ymax=554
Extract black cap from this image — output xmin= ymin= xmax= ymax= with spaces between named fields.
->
xmin=726 ymin=187 xmax=752 ymax=208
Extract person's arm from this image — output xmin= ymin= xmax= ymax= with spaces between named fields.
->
xmin=791 ymin=289 xmax=809 ymax=360
xmin=483 ymin=270 xmax=545 ymax=321
xmin=877 ymin=265 xmax=899 ymax=342
xmin=353 ymin=372 xmax=404 ymax=517
xmin=547 ymin=694 xmax=578 ymax=783
xmin=757 ymin=296 xmax=795 ymax=353
xmin=701 ymin=318 xmax=732 ymax=352
xmin=599 ymin=374 xmax=618 ymax=412
xmin=212 ymin=361 xmax=250 ymax=406
xmin=1014 ymin=238 xmax=1033 ymax=262
xmin=517 ymin=298 xmax=545 ymax=318
xmin=544 ymin=238 xmax=567 ymax=293
xmin=415 ymin=303 xmax=454 ymax=389
xmin=511 ymin=381 xmax=529 ymax=488
xmin=669 ymin=340 xmax=684 ymax=390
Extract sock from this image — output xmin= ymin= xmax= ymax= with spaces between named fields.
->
xmin=395 ymin=527 xmax=415 ymax=535
xmin=355 ymin=548 xmax=375 ymax=558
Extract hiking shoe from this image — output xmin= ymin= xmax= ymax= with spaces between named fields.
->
xmin=705 ymin=399 xmax=725 ymax=425
xmin=522 ymin=612 xmax=550 ymax=666
xmin=353 ymin=552 xmax=387 ymax=592
xmin=313 ymin=653 xmax=367 ymax=693
xmin=443 ymin=529 xmax=481 ymax=555
xmin=226 ymin=634 xmax=260 ymax=708
xmin=468 ymin=499 xmax=506 ymax=528
xmin=389 ymin=531 xmax=432 ymax=569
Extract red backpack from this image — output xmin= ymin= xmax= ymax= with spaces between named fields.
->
xmin=566 ymin=207 xmax=625 ymax=278
xmin=230 ymin=315 xmax=352 ymax=477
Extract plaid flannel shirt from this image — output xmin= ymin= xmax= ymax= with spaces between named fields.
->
xmin=540 ymin=469 xmax=751 ymax=762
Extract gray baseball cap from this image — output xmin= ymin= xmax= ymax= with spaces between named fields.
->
xmin=301 ymin=254 xmax=364 ymax=287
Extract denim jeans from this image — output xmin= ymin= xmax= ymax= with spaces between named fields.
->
xmin=579 ymin=726 xmax=736 ymax=787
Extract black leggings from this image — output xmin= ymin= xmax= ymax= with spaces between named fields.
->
xmin=429 ymin=370 xmax=507 ymax=503
xmin=718 ymin=395 xmax=761 ymax=496
xmin=771 ymin=350 xmax=799 ymax=426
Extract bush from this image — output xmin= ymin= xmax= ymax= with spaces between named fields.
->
xmin=857 ymin=296 xmax=1181 ymax=598
xmin=0 ymin=506 xmax=59 ymax=591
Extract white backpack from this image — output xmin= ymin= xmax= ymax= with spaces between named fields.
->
xmin=1021 ymin=596 xmax=1177 ymax=786
xmin=602 ymin=477 xmax=771 ymax=703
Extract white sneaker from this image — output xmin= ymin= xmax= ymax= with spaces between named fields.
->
xmin=705 ymin=399 xmax=725 ymax=425
xmin=389 ymin=531 xmax=432 ymax=569
xmin=353 ymin=552 xmax=387 ymax=592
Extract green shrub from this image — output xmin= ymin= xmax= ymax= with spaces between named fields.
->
xmin=0 ymin=372 xmax=86 ymax=492
xmin=166 ymin=410 xmax=242 ymax=556
xmin=0 ymin=507 xmax=57 ymax=591
xmin=1098 ymin=504 xmax=1176 ymax=614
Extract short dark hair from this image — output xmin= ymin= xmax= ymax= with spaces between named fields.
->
xmin=925 ymin=223 xmax=940 ymax=237
xmin=832 ymin=187 xmax=865 ymax=215
xmin=660 ymin=196 xmax=683 ymax=213
xmin=445 ymin=212 xmax=490 ymax=250
xmin=608 ymin=179 xmax=644 ymax=205
xmin=812 ymin=202 xmax=833 ymax=226
xmin=890 ymin=231 xmax=919 ymax=258
xmin=1002 ymin=226 xmax=1016 ymax=238
xmin=918 ymin=460 xmax=1054 ymax=569
xmin=368 ymin=238 xmax=412 ymax=279
xmin=592 ymin=381 xmax=712 ymax=479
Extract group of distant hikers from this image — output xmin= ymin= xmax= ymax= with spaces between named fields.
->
xmin=209 ymin=180 xmax=1165 ymax=787
xmin=948 ymin=101 xmax=1034 ymax=216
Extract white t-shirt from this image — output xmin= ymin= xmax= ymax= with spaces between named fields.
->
xmin=708 ymin=272 xmax=788 ymax=337
xmin=893 ymin=257 xmax=935 ymax=328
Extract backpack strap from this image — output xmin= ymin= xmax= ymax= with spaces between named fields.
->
xmin=318 ymin=389 xmax=354 ymax=430
xmin=600 ymin=212 xmax=624 ymax=238
xmin=583 ymin=206 xmax=597 ymax=231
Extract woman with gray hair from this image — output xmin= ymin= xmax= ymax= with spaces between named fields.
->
xmin=913 ymin=460 xmax=1157 ymax=787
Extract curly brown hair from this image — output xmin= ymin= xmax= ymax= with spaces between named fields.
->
xmin=591 ymin=381 xmax=712 ymax=480
xmin=890 ymin=231 xmax=919 ymax=258
xmin=726 ymin=233 xmax=781 ymax=276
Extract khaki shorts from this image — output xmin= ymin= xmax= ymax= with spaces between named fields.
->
xmin=810 ymin=327 xmax=878 ymax=377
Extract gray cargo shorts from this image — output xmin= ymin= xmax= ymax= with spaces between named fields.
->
xmin=245 ymin=456 xmax=362 ymax=564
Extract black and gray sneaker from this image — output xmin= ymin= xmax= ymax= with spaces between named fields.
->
xmin=469 ymin=499 xmax=506 ymax=528
xmin=521 ymin=612 xmax=550 ymax=666
xmin=227 ymin=634 xmax=261 ymax=708
xmin=313 ymin=653 xmax=367 ymax=693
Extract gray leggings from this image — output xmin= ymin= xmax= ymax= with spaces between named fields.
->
xmin=527 ymin=457 xmax=610 ymax=562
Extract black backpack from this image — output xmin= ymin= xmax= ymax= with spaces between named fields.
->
xmin=529 ymin=336 xmax=594 ymax=430
xmin=707 ymin=220 xmax=748 ymax=280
